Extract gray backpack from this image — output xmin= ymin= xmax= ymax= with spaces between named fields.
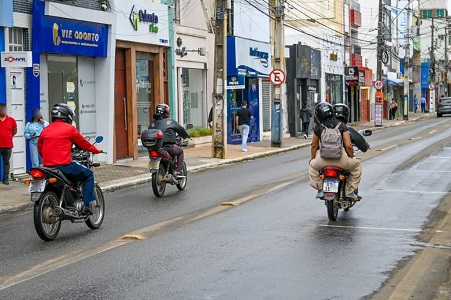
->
xmin=320 ymin=123 xmax=343 ymax=159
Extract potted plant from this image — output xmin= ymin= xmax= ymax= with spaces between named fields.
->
xmin=187 ymin=127 xmax=213 ymax=146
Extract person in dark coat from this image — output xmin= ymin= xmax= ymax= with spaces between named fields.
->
xmin=300 ymin=103 xmax=313 ymax=139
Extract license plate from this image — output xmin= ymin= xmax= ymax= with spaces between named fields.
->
xmin=29 ymin=180 xmax=46 ymax=193
xmin=323 ymin=180 xmax=339 ymax=193
xmin=148 ymin=160 xmax=160 ymax=170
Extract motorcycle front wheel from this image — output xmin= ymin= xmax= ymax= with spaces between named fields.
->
xmin=176 ymin=162 xmax=187 ymax=191
xmin=152 ymin=163 xmax=167 ymax=197
xmin=326 ymin=195 xmax=339 ymax=221
xmin=86 ymin=184 xmax=105 ymax=229
xmin=33 ymin=191 xmax=61 ymax=241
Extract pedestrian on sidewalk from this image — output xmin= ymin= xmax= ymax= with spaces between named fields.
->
xmin=389 ymin=99 xmax=398 ymax=120
xmin=236 ymin=101 xmax=253 ymax=152
xmin=413 ymin=95 xmax=418 ymax=113
xmin=420 ymin=96 xmax=426 ymax=113
xmin=300 ymin=102 xmax=313 ymax=139
xmin=25 ymin=108 xmax=48 ymax=168
xmin=0 ymin=103 xmax=17 ymax=185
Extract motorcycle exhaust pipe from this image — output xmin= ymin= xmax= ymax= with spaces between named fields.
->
xmin=53 ymin=206 xmax=79 ymax=220
xmin=340 ymin=200 xmax=350 ymax=210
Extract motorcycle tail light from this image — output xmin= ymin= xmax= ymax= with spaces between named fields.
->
xmin=149 ymin=150 xmax=159 ymax=158
xmin=156 ymin=131 xmax=163 ymax=139
xmin=325 ymin=169 xmax=338 ymax=177
xmin=30 ymin=169 xmax=45 ymax=179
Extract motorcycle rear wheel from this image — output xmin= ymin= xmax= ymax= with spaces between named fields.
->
xmin=33 ymin=191 xmax=61 ymax=241
xmin=86 ymin=184 xmax=105 ymax=229
xmin=326 ymin=196 xmax=339 ymax=221
xmin=176 ymin=162 xmax=187 ymax=191
xmin=152 ymin=163 xmax=167 ymax=197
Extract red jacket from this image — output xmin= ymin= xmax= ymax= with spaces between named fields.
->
xmin=0 ymin=115 xmax=17 ymax=148
xmin=38 ymin=120 xmax=99 ymax=167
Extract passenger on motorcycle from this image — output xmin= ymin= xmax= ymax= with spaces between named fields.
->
xmin=38 ymin=103 xmax=101 ymax=215
xmin=309 ymin=102 xmax=362 ymax=200
xmin=149 ymin=104 xmax=190 ymax=175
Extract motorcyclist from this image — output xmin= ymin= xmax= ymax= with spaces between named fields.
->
xmin=149 ymin=104 xmax=190 ymax=175
xmin=38 ymin=103 xmax=101 ymax=215
xmin=333 ymin=103 xmax=370 ymax=152
xmin=309 ymin=102 xmax=362 ymax=200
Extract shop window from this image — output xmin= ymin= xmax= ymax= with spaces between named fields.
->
xmin=325 ymin=74 xmax=343 ymax=105
xmin=136 ymin=52 xmax=155 ymax=140
xmin=47 ymin=55 xmax=79 ymax=127
xmin=181 ymin=68 xmax=206 ymax=127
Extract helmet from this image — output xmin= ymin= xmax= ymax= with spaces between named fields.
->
xmin=155 ymin=104 xmax=170 ymax=118
xmin=314 ymin=102 xmax=334 ymax=123
xmin=51 ymin=103 xmax=74 ymax=124
xmin=333 ymin=103 xmax=349 ymax=124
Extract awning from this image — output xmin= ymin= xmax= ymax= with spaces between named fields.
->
xmin=384 ymin=78 xmax=404 ymax=86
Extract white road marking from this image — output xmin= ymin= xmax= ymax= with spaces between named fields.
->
xmin=379 ymin=189 xmax=450 ymax=194
xmin=268 ymin=182 xmax=293 ymax=193
xmin=443 ymin=124 xmax=450 ymax=127
xmin=411 ymin=170 xmax=451 ymax=173
xmin=319 ymin=224 xmax=421 ymax=232
xmin=428 ymin=129 xmax=437 ymax=134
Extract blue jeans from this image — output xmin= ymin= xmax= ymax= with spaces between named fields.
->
xmin=57 ymin=162 xmax=95 ymax=207
xmin=239 ymin=125 xmax=250 ymax=150
xmin=29 ymin=139 xmax=42 ymax=168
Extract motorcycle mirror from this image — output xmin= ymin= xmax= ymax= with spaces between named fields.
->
xmin=363 ymin=130 xmax=372 ymax=136
xmin=95 ymin=136 xmax=104 ymax=143
xmin=186 ymin=124 xmax=194 ymax=129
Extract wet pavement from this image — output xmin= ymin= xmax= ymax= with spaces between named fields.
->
xmin=0 ymin=115 xmax=449 ymax=299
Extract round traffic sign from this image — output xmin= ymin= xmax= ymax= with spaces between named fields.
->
xmin=269 ymin=69 xmax=286 ymax=86
xmin=373 ymin=80 xmax=384 ymax=90
xmin=429 ymin=83 xmax=435 ymax=90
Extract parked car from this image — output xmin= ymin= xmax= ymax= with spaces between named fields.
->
xmin=437 ymin=97 xmax=451 ymax=117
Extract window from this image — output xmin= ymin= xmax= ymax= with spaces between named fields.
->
xmin=422 ymin=10 xmax=433 ymax=19
xmin=8 ymin=28 xmax=24 ymax=51
xmin=436 ymin=9 xmax=445 ymax=18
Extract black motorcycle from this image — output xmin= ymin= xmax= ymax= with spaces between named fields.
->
xmin=141 ymin=128 xmax=191 ymax=197
xmin=26 ymin=136 xmax=105 ymax=241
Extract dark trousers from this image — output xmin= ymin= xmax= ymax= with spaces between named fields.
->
xmin=163 ymin=145 xmax=184 ymax=172
xmin=57 ymin=162 xmax=95 ymax=207
xmin=302 ymin=122 xmax=310 ymax=136
xmin=0 ymin=148 xmax=12 ymax=181
xmin=421 ymin=103 xmax=426 ymax=113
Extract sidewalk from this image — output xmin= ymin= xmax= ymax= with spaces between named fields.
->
xmin=0 ymin=113 xmax=432 ymax=215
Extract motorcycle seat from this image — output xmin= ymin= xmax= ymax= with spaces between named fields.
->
xmin=39 ymin=167 xmax=72 ymax=184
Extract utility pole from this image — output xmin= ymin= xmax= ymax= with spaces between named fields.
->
xmin=403 ymin=0 xmax=411 ymax=120
xmin=270 ymin=0 xmax=285 ymax=147
xmin=430 ymin=16 xmax=436 ymax=113
xmin=445 ymin=21 xmax=449 ymax=96
xmin=376 ymin=0 xmax=384 ymax=82
xmin=211 ymin=0 xmax=228 ymax=159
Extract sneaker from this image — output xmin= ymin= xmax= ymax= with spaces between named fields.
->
xmin=346 ymin=192 xmax=361 ymax=201
xmin=2 ymin=179 xmax=9 ymax=185
xmin=81 ymin=206 xmax=93 ymax=215
xmin=242 ymin=149 xmax=248 ymax=152
xmin=304 ymin=134 xmax=307 ymax=139
xmin=316 ymin=191 xmax=325 ymax=199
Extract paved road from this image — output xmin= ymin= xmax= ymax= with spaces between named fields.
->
xmin=1 ymin=117 xmax=450 ymax=299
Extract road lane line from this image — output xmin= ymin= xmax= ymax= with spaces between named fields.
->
xmin=319 ymin=224 xmax=421 ymax=232
xmin=406 ymin=137 xmax=422 ymax=141
xmin=378 ymin=189 xmax=450 ymax=194
xmin=428 ymin=129 xmax=437 ymax=134
xmin=375 ymin=145 xmax=398 ymax=152
xmin=411 ymin=170 xmax=451 ymax=173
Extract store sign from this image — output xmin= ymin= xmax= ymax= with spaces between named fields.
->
xmin=115 ymin=0 xmax=169 ymax=46
xmin=129 ymin=5 xmax=159 ymax=33
xmin=358 ymin=71 xmax=365 ymax=86
xmin=35 ymin=15 xmax=108 ymax=57
xmin=1 ymin=52 xmax=32 ymax=68
xmin=227 ymin=37 xmax=272 ymax=77
xmin=226 ymin=75 xmax=245 ymax=90
xmin=345 ymin=67 xmax=359 ymax=86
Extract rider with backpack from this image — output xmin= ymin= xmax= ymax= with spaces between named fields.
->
xmin=309 ymin=102 xmax=362 ymax=200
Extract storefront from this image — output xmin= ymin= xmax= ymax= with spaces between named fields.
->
xmin=226 ymin=37 xmax=271 ymax=144
xmin=174 ymin=30 xmax=214 ymax=127
xmin=29 ymin=0 xmax=115 ymax=165
xmin=358 ymin=67 xmax=373 ymax=123
xmin=286 ymin=43 xmax=321 ymax=137
xmin=114 ymin=0 xmax=170 ymax=159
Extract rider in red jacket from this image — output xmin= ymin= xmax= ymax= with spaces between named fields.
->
xmin=38 ymin=104 xmax=101 ymax=215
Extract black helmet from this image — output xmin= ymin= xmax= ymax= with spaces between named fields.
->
xmin=155 ymin=104 xmax=170 ymax=118
xmin=314 ymin=102 xmax=334 ymax=123
xmin=51 ymin=103 xmax=74 ymax=124
xmin=333 ymin=103 xmax=349 ymax=124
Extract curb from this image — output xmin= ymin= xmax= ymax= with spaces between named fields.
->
xmin=356 ymin=114 xmax=433 ymax=134
xmin=0 ymin=202 xmax=33 ymax=216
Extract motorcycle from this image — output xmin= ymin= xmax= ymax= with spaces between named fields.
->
xmin=319 ymin=129 xmax=372 ymax=221
xmin=141 ymin=126 xmax=192 ymax=197
xmin=26 ymin=136 xmax=106 ymax=241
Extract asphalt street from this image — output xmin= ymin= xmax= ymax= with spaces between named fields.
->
xmin=1 ymin=117 xmax=451 ymax=299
